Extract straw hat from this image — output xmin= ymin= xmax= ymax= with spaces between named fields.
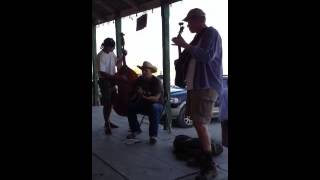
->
xmin=137 ymin=61 xmax=157 ymax=73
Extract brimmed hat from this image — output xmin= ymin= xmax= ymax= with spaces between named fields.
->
xmin=183 ymin=8 xmax=205 ymax=22
xmin=137 ymin=61 xmax=157 ymax=73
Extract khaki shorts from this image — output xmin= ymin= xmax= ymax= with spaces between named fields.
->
xmin=186 ymin=89 xmax=218 ymax=124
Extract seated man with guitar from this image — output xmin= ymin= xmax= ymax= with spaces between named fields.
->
xmin=126 ymin=61 xmax=164 ymax=145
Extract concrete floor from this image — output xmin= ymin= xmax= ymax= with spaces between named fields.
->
xmin=92 ymin=106 xmax=228 ymax=180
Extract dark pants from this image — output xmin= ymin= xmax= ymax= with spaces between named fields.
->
xmin=221 ymin=120 xmax=228 ymax=147
xmin=98 ymin=79 xmax=115 ymax=124
xmin=128 ymin=102 xmax=163 ymax=137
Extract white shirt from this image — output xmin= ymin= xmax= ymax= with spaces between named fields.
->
xmin=97 ymin=51 xmax=117 ymax=75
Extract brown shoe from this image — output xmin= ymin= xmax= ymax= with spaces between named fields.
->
xmin=126 ymin=130 xmax=142 ymax=139
xmin=149 ymin=137 xmax=157 ymax=145
xmin=195 ymin=165 xmax=217 ymax=180
xmin=110 ymin=122 xmax=119 ymax=128
xmin=186 ymin=157 xmax=201 ymax=167
xmin=195 ymin=152 xmax=218 ymax=180
xmin=104 ymin=127 xmax=112 ymax=135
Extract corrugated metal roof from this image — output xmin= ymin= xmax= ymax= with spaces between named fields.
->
xmin=93 ymin=0 xmax=182 ymax=25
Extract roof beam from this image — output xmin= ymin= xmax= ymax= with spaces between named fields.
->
xmin=93 ymin=0 xmax=182 ymax=25
xmin=121 ymin=0 xmax=138 ymax=9
xmin=95 ymin=0 xmax=115 ymax=13
xmin=119 ymin=0 xmax=163 ymax=18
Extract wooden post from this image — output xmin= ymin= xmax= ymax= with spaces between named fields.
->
xmin=92 ymin=25 xmax=99 ymax=106
xmin=161 ymin=1 xmax=172 ymax=133
xmin=115 ymin=17 xmax=122 ymax=57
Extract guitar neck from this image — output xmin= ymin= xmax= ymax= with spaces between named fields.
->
xmin=177 ymin=24 xmax=184 ymax=58
xmin=123 ymin=55 xmax=127 ymax=66
xmin=122 ymin=47 xmax=127 ymax=66
xmin=178 ymin=46 xmax=182 ymax=57
xmin=177 ymin=34 xmax=183 ymax=58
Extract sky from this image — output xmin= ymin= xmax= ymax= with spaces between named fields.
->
xmin=95 ymin=0 xmax=228 ymax=85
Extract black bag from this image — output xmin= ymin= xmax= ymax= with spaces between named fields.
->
xmin=173 ymin=135 xmax=223 ymax=161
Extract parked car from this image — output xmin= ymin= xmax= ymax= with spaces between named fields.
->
xmin=159 ymin=75 xmax=228 ymax=128
xmin=93 ymin=75 xmax=228 ymax=128
xmin=169 ymin=86 xmax=220 ymax=128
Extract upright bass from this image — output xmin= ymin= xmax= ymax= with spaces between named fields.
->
xmin=112 ymin=33 xmax=138 ymax=116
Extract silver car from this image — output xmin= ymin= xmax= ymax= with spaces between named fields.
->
xmin=169 ymin=86 xmax=220 ymax=128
